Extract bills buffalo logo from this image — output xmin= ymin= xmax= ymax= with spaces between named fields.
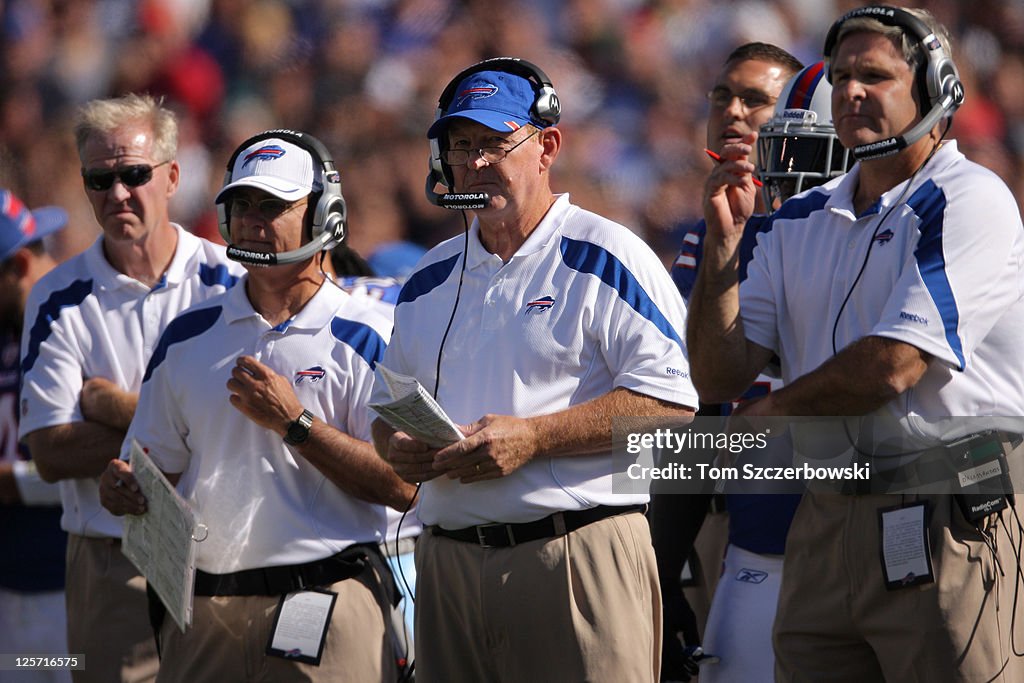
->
xmin=243 ymin=145 xmax=286 ymax=166
xmin=525 ymin=296 xmax=555 ymax=314
xmin=873 ymin=228 xmax=894 ymax=245
xmin=294 ymin=365 xmax=326 ymax=384
xmin=456 ymin=84 xmax=498 ymax=107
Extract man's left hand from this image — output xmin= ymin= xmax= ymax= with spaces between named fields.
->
xmin=433 ymin=414 xmax=538 ymax=483
xmin=227 ymin=355 xmax=304 ymax=436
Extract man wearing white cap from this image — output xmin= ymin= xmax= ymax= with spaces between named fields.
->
xmin=0 ymin=189 xmax=71 ymax=683
xmin=372 ymin=58 xmax=698 ymax=682
xmin=100 ymin=130 xmax=414 ymax=683
xmin=20 ymin=94 xmax=244 ymax=683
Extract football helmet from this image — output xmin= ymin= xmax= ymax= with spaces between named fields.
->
xmin=757 ymin=62 xmax=852 ymax=208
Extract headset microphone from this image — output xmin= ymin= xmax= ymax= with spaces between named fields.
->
xmin=850 ymin=89 xmax=957 ymax=160
xmin=226 ymin=230 xmax=336 ymax=267
xmin=424 ymin=174 xmax=490 ymax=210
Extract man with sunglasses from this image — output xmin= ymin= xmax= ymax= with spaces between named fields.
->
xmin=19 ymin=94 xmax=244 ymax=683
xmin=371 ymin=60 xmax=698 ymax=682
xmin=98 ymin=132 xmax=414 ymax=682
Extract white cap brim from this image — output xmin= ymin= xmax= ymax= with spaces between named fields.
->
xmin=214 ymin=176 xmax=311 ymax=203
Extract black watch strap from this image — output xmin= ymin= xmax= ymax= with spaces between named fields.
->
xmin=284 ymin=409 xmax=315 ymax=445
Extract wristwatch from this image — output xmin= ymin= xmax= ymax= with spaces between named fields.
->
xmin=284 ymin=409 xmax=315 ymax=445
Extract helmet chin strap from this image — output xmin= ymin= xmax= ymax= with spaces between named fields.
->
xmin=226 ymin=230 xmax=337 ymax=267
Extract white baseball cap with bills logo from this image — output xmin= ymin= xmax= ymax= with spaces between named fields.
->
xmin=215 ymin=137 xmax=321 ymax=203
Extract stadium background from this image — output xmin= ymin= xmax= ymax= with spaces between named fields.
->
xmin=0 ymin=0 xmax=1019 ymax=266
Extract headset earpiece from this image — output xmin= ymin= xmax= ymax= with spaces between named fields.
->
xmin=822 ymin=5 xmax=963 ymax=160
xmin=218 ymin=129 xmax=348 ymax=252
xmin=532 ymin=83 xmax=561 ymax=126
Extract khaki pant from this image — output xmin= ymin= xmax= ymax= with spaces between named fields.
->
xmin=773 ymin=490 xmax=1024 ymax=682
xmin=155 ymin=572 xmax=395 ymax=683
xmin=66 ymin=534 xmax=158 ymax=683
xmin=415 ymin=510 xmax=661 ymax=683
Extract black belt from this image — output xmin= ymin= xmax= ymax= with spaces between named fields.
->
xmin=430 ymin=504 xmax=646 ymax=548
xmin=193 ymin=543 xmax=379 ymax=596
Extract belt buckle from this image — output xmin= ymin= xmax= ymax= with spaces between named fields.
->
xmin=476 ymin=523 xmax=516 ymax=548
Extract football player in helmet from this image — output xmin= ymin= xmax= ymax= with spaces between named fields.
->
xmin=757 ymin=61 xmax=853 ymax=209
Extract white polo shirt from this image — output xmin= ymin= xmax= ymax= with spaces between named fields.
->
xmin=374 ymin=194 xmax=698 ymax=528
xmin=125 ymin=279 xmax=392 ymax=574
xmin=19 ymin=225 xmax=244 ymax=538
xmin=740 ymin=141 xmax=1024 ymax=447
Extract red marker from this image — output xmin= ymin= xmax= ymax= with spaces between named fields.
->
xmin=705 ymin=148 xmax=763 ymax=187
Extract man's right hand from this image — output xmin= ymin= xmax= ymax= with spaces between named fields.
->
xmin=703 ymin=133 xmax=760 ymax=255
xmin=99 ymin=458 xmax=147 ymax=516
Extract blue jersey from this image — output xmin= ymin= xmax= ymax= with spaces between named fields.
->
xmin=671 ymin=214 xmax=800 ymax=555
xmin=671 ymin=216 xmax=773 ymax=300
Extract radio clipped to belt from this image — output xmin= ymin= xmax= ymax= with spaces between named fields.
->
xmin=949 ymin=430 xmax=1016 ymax=524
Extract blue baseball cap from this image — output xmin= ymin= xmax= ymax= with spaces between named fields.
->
xmin=428 ymin=70 xmax=544 ymax=139
xmin=0 ymin=189 xmax=67 ymax=263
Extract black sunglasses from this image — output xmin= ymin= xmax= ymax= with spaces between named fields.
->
xmin=81 ymin=160 xmax=171 ymax=192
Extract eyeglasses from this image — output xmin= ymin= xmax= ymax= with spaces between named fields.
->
xmin=81 ymin=160 xmax=171 ymax=192
xmin=228 ymin=195 xmax=306 ymax=220
xmin=706 ymin=87 xmax=777 ymax=113
xmin=441 ymin=129 xmax=540 ymax=166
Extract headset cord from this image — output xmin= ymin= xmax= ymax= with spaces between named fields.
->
xmin=383 ymin=210 xmax=470 ymax=670
xmin=389 ymin=483 xmax=421 ymax=605
xmin=432 ymin=210 xmax=470 ymax=399
xmin=1002 ymin=501 xmax=1024 ymax=656
xmin=833 ymin=133 xmax=947 ymax=458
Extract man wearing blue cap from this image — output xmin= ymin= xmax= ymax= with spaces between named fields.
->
xmin=372 ymin=58 xmax=698 ymax=682
xmin=0 ymin=189 xmax=71 ymax=682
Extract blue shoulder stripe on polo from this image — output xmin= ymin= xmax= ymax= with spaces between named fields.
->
xmin=559 ymin=236 xmax=683 ymax=348
xmin=22 ymin=279 xmax=93 ymax=374
xmin=143 ymin=306 xmax=222 ymax=383
xmin=770 ymin=187 xmax=830 ymax=223
xmin=397 ymin=253 xmax=461 ymax=305
xmin=909 ymin=179 xmax=964 ymax=369
xmin=330 ymin=318 xmax=387 ymax=370
xmin=199 ymin=262 xmax=240 ymax=289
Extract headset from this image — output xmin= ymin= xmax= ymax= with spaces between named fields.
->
xmin=823 ymin=5 xmax=964 ymax=161
xmin=425 ymin=57 xmax=561 ymax=210
xmin=218 ymin=129 xmax=347 ymax=266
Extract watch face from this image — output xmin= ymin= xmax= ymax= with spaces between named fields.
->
xmin=285 ymin=410 xmax=313 ymax=444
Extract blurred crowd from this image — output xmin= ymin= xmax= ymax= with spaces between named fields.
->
xmin=2 ymin=0 xmax=1023 ymax=266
